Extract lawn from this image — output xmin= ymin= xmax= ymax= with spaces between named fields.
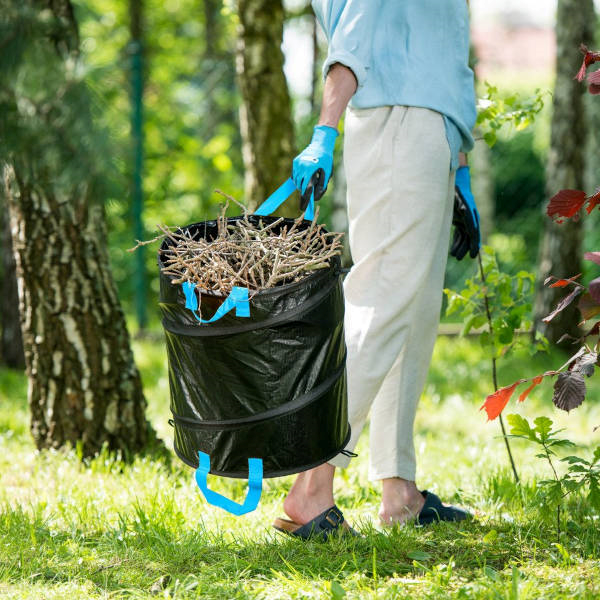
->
xmin=1 ymin=335 xmax=599 ymax=599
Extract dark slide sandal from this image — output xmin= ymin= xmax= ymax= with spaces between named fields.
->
xmin=416 ymin=490 xmax=471 ymax=525
xmin=273 ymin=506 xmax=358 ymax=540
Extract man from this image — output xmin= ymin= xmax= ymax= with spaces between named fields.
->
xmin=273 ymin=0 xmax=480 ymax=539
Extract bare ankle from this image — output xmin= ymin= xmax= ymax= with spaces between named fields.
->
xmin=379 ymin=477 xmax=425 ymax=526
xmin=282 ymin=464 xmax=336 ymax=525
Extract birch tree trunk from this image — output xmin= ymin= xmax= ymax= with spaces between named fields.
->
xmin=236 ymin=0 xmax=296 ymax=212
xmin=533 ymin=0 xmax=595 ymax=343
xmin=1 ymin=0 xmax=156 ymax=456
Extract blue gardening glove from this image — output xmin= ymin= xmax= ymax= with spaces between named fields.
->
xmin=451 ymin=166 xmax=481 ymax=260
xmin=292 ymin=125 xmax=338 ymax=211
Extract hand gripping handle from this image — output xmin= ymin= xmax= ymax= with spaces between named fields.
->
xmin=195 ymin=451 xmax=263 ymax=515
xmin=254 ymin=177 xmax=315 ymax=221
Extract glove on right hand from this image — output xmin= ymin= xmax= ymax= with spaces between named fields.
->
xmin=292 ymin=125 xmax=338 ymax=211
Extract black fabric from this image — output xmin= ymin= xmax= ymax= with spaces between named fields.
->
xmin=158 ymin=216 xmax=350 ymax=478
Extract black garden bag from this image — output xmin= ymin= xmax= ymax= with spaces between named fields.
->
xmin=158 ymin=214 xmax=350 ymax=484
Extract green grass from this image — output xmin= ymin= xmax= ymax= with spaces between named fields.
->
xmin=1 ymin=336 xmax=600 ymax=599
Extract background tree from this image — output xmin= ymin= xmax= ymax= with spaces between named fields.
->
xmin=129 ymin=0 xmax=147 ymax=332
xmin=0 ymin=195 xmax=24 ymax=369
xmin=236 ymin=0 xmax=296 ymax=212
xmin=533 ymin=0 xmax=596 ymax=343
xmin=0 ymin=0 xmax=156 ymax=456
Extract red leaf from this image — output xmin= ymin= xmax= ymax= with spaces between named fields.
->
xmin=578 ymin=292 xmax=600 ymax=321
xmin=547 ymin=189 xmax=587 ymax=220
xmin=589 ymin=277 xmax=600 ymax=304
xmin=589 ymin=69 xmax=600 ymax=95
xmin=480 ymin=381 xmax=523 ymax=421
xmin=575 ymin=45 xmax=600 ymax=81
xmin=548 ymin=273 xmax=582 ymax=288
xmin=585 ymin=189 xmax=600 ymax=214
xmin=584 ymin=251 xmax=600 ymax=266
xmin=553 ymin=371 xmax=586 ymax=412
xmin=542 ymin=286 xmax=584 ymax=323
xmin=518 ymin=375 xmax=544 ymax=403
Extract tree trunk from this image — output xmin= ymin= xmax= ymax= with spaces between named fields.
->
xmin=1 ymin=0 xmax=157 ymax=456
xmin=533 ymin=0 xmax=595 ymax=343
xmin=236 ymin=0 xmax=296 ymax=213
xmin=129 ymin=0 xmax=147 ymax=332
xmin=0 ymin=192 xmax=25 ymax=369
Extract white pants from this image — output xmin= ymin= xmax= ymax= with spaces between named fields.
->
xmin=329 ymin=106 xmax=456 ymax=481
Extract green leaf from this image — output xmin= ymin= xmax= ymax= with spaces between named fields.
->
xmin=461 ymin=313 xmax=479 ymax=336
xmin=479 ymin=330 xmax=492 ymax=349
xmin=547 ymin=439 xmax=576 ymax=448
xmin=407 ymin=550 xmax=432 ymax=561
xmin=330 ymin=581 xmax=346 ymax=600
xmin=561 ymin=455 xmax=590 ymax=466
xmin=516 ymin=117 xmax=531 ymax=131
xmin=507 ymin=414 xmax=538 ymax=442
xmin=561 ymin=479 xmax=581 ymax=494
xmin=482 ymin=530 xmax=498 ymax=544
xmin=540 ymin=480 xmax=563 ymax=504
xmin=588 ymin=477 xmax=600 ymax=511
xmin=553 ymin=543 xmax=571 ymax=564
xmin=533 ymin=416 xmax=553 ymax=441
xmin=496 ymin=323 xmax=514 ymax=345
xmin=569 ymin=464 xmax=588 ymax=473
xmin=483 ymin=131 xmax=496 ymax=146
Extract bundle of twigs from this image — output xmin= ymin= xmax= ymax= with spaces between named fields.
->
xmin=130 ymin=197 xmax=344 ymax=297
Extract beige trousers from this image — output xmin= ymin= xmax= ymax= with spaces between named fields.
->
xmin=329 ymin=106 xmax=456 ymax=481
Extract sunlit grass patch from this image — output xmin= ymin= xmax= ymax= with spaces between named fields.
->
xmin=0 ymin=334 xmax=599 ymax=599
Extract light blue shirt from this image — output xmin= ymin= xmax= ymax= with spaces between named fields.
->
xmin=312 ymin=0 xmax=477 ymax=170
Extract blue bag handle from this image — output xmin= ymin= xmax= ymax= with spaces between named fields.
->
xmin=195 ymin=451 xmax=263 ymax=515
xmin=254 ymin=177 xmax=315 ymax=221
xmin=182 ymin=282 xmax=250 ymax=323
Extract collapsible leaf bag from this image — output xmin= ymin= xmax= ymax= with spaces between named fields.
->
xmin=158 ymin=179 xmax=350 ymax=514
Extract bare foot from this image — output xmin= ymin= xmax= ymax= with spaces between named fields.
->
xmin=282 ymin=463 xmax=336 ymax=525
xmin=379 ymin=477 xmax=425 ymax=526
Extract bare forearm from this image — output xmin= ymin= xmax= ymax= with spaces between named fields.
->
xmin=317 ymin=63 xmax=358 ymax=129
xmin=459 ymin=152 xmax=468 ymax=167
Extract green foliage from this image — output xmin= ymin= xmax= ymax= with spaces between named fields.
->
xmin=491 ymin=132 xmax=546 ymax=218
xmin=507 ymin=414 xmax=573 ymax=451
xmin=476 ymin=83 xmax=547 ymax=147
xmin=0 ymin=3 xmax=112 ymax=202
xmin=72 ymin=0 xmax=245 ymax=316
xmin=508 ymin=413 xmax=600 ymax=538
xmin=444 ymin=246 xmax=545 ymax=360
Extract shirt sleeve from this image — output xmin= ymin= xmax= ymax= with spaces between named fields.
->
xmin=311 ymin=0 xmax=379 ymax=88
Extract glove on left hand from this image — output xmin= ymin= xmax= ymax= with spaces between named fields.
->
xmin=292 ymin=125 xmax=338 ymax=211
xmin=451 ymin=166 xmax=481 ymax=260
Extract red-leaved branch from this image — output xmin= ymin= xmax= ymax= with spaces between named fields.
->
xmin=480 ymin=45 xmax=600 ymax=423
xmin=575 ymin=44 xmax=600 ymax=95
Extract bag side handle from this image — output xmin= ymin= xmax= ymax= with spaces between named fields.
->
xmin=195 ymin=451 xmax=263 ymax=515
xmin=182 ymin=283 xmax=250 ymax=324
